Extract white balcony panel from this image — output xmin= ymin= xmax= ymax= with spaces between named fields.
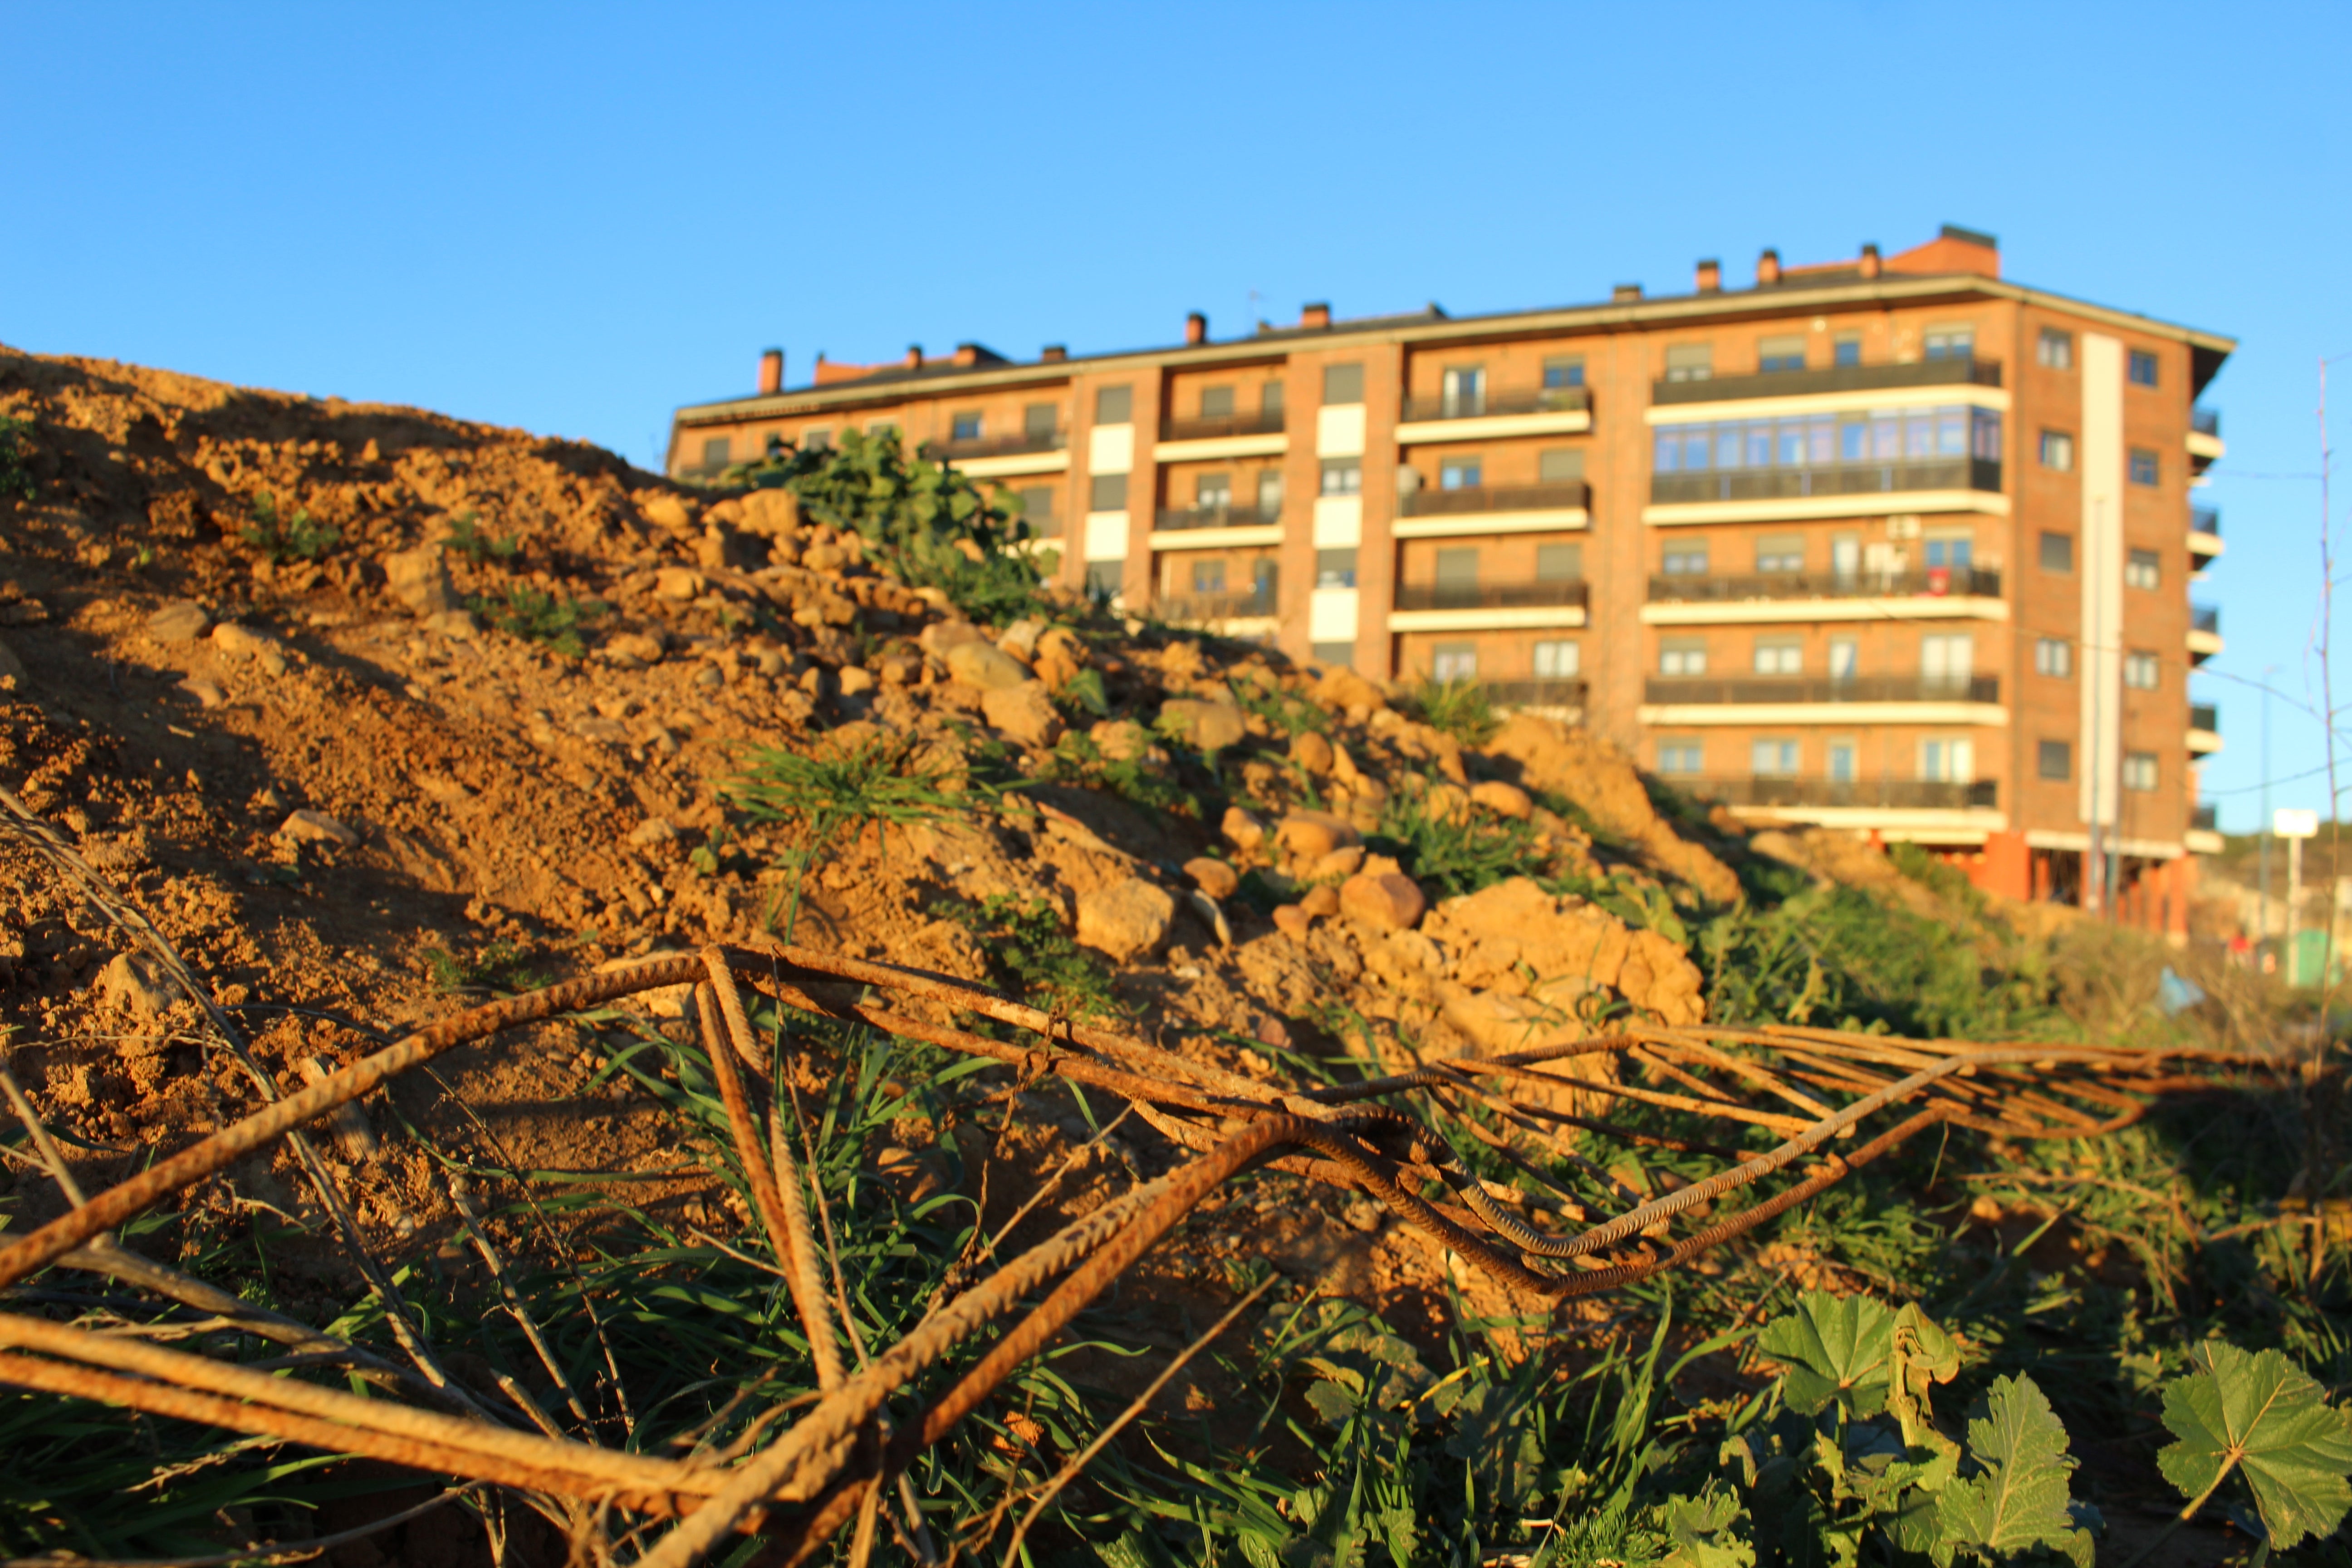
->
xmin=1087 ymin=423 xmax=1134 ymax=475
xmin=1309 ymin=588 xmax=1359 ymax=643
xmin=1312 ymin=495 xmax=1363 ymax=547
xmin=1316 ymin=404 xmax=1366 ymax=458
xmin=1154 ymin=434 xmax=1287 ymax=462
xmin=1395 ymin=409 xmax=1592 ymax=444
xmin=955 ymin=450 xmax=1069 ymax=478
xmin=1393 ymin=507 xmax=1588 ymax=539
xmin=1083 ymin=511 xmax=1130 ymax=560
xmin=1146 ymin=524 xmax=1283 ymax=552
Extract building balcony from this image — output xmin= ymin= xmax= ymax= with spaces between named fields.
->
xmin=1157 ymin=589 xmax=1278 ymax=627
xmin=1651 ymin=357 xmax=2004 ymax=408
xmin=1394 ymin=580 xmax=1589 ymax=613
xmin=2192 ymin=406 xmax=2220 ymax=437
xmin=2189 ymin=604 xmax=2222 ymax=662
xmin=1649 ymin=456 xmax=2003 ymax=509
xmin=2186 ymin=799 xmax=2224 ymax=854
xmin=1154 ymin=502 xmax=1283 ymax=533
xmin=2187 ymin=406 xmax=2224 ymax=469
xmin=1639 ymin=673 xmax=2002 ymax=725
xmin=1158 ymin=410 xmax=1286 ymax=443
xmin=2190 ymin=508 xmax=2222 ymax=559
xmin=1394 ymin=480 xmax=1592 ymax=537
xmin=926 ymin=429 xmax=1064 ymax=461
xmin=1480 ymin=677 xmax=1588 ymax=712
xmin=1394 ymin=386 xmax=1593 ymax=444
xmin=1678 ymin=775 xmax=1999 ymax=811
xmin=2192 ymin=802 xmax=2219 ymax=832
xmin=2189 ymin=703 xmax=2221 ymax=755
xmin=1643 ymin=566 xmax=2004 ymax=625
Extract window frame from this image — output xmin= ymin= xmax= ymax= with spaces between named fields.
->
xmin=2039 ymin=531 xmax=2075 ymax=574
xmin=2038 ymin=429 xmax=2075 ymax=471
xmin=2125 ymin=548 xmax=2162 ymax=591
xmin=2129 ymin=447 xmax=2161 ymax=487
xmin=2034 ymin=637 xmax=2073 ymax=679
xmin=2037 ymin=328 xmax=2076 ymax=371
xmin=2127 ymin=349 xmax=2160 ymax=388
xmin=2038 ymin=740 xmax=2073 ymax=781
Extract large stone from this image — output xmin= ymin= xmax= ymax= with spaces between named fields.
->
xmin=1289 ymin=730 xmax=1334 ymax=774
xmin=1091 ymin=719 xmax=1152 ymax=762
xmin=696 ymin=524 xmax=767 ymax=573
xmin=1470 ymin=779 xmax=1533 ymax=818
xmin=736 ymin=488 xmax=798 ymax=535
xmin=1075 ymin=878 xmax=1175 ymax=961
xmin=1485 ymin=714 xmax=1740 ymax=905
xmin=1314 ymin=665 xmax=1388 ymax=714
xmin=146 ymin=599 xmax=211 ymax=643
xmin=1221 ymin=805 xmax=1267 ymax=853
xmin=278 ymin=808 xmax=359 ymax=847
xmin=1158 ymin=697 xmax=1246 ymax=752
xmin=1421 ymin=876 xmax=1705 ymax=1025
xmin=1183 ymin=857 xmax=1240 ymax=901
xmin=654 ymin=567 xmax=707 ymax=601
xmin=920 ymin=620 xmax=989 ymax=656
xmin=946 ymin=640 xmax=1032 ymax=691
xmin=1275 ymin=810 xmax=1358 ymax=861
xmin=1340 ymin=869 xmax=1426 ymax=932
xmin=981 ymin=681 xmax=1064 ymax=747
xmin=98 ymin=951 xmax=176 ymax=1020
xmin=382 ymin=544 xmax=456 ymax=616
xmin=639 ymin=493 xmax=695 ymax=532
xmin=212 ymin=622 xmax=288 ymax=677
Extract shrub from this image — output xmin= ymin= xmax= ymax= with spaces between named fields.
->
xmin=0 ymin=416 xmax=34 ymax=502
xmin=474 ymin=583 xmax=606 ymax=658
xmin=240 ymin=491 xmax=340 ymax=563
xmin=446 ymin=509 xmax=520 ymax=566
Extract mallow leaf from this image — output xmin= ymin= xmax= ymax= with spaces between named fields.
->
xmin=1934 ymin=1374 xmax=2092 ymax=1568
xmin=1758 ymin=1291 xmax=1901 ymax=1419
xmin=2158 ymin=1341 xmax=2352 ymax=1551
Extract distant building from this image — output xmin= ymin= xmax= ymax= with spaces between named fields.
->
xmin=666 ymin=226 xmax=2232 ymax=937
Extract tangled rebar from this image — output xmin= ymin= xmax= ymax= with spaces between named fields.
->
xmin=0 ymin=921 xmax=2266 ymax=1566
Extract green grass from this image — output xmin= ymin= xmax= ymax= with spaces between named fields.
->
xmin=0 ymin=417 xmax=34 ymax=502
xmin=420 ymin=938 xmax=548 ymax=995
xmin=446 ymin=509 xmax=520 ymax=566
xmin=1405 ymin=677 xmax=1500 ymax=746
xmin=473 ymin=583 xmax=607 ymax=658
xmin=725 ymin=732 xmax=968 ymax=941
xmin=240 ymin=490 xmax=340 ymax=564
xmin=935 ymin=892 xmax=1125 ymax=1021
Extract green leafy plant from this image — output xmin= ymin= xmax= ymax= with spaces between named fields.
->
xmin=731 ymin=428 xmax=1046 ymax=627
xmin=446 ymin=509 xmax=520 ymax=566
xmin=474 ymin=583 xmax=606 ymax=658
xmin=1407 ymin=676 xmax=1499 ymax=746
xmin=0 ymin=416 xmax=34 ymax=502
xmin=1372 ymin=781 xmax=1542 ymax=899
xmin=935 ymin=893 xmax=1122 ymax=1020
xmin=420 ymin=939 xmax=548 ymax=995
xmin=1227 ymin=675 xmax=1329 ymax=738
xmin=2147 ymin=1341 xmax=2352 ymax=1556
xmin=725 ymin=732 xmax=966 ymax=941
xmin=1040 ymin=727 xmax=1200 ymax=819
xmin=240 ymin=491 xmax=340 ymax=563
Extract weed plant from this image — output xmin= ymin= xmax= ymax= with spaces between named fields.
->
xmin=1040 ymin=728 xmax=1201 ymax=819
xmin=420 ymin=938 xmax=548 ymax=995
xmin=447 ymin=509 xmax=521 ymax=566
xmin=240 ymin=491 xmax=341 ymax=564
xmin=0 ymin=417 xmax=33 ymax=501
xmin=1370 ymin=782 xmax=1544 ymax=900
xmin=1226 ymin=676 xmax=1329 ymax=739
xmin=473 ymin=583 xmax=607 ymax=659
xmin=935 ymin=892 xmax=1125 ymax=1020
xmin=1406 ymin=678 xmax=1501 ymax=747
xmin=726 ymin=733 xmax=966 ymax=940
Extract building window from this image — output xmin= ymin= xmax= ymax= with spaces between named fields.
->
xmin=1094 ymin=385 xmax=1132 ymax=424
xmin=1439 ymin=458 xmax=1483 ymax=490
xmin=2126 ymin=548 xmax=2161 ymax=590
xmin=1657 ymin=740 xmax=1704 ymax=775
xmin=1534 ymin=639 xmax=1579 ymax=678
xmin=2034 ymin=637 xmax=2073 ymax=678
xmin=1312 ymin=640 xmax=1353 ymax=668
xmin=1088 ymin=473 xmax=1128 ymax=511
xmin=1431 ymin=642 xmax=1478 ymax=682
xmin=1016 ymin=485 xmax=1057 ymax=537
xmin=1828 ymin=637 xmax=1857 ymax=681
xmin=950 ymin=412 xmax=983 ymax=441
xmin=1190 ymin=559 xmax=1227 ymax=595
xmin=1260 ymin=380 xmax=1285 ymax=415
xmin=801 ymin=428 xmax=832 ymax=452
xmin=2038 ymin=740 xmax=2072 ymax=780
xmin=1662 ymin=543 xmax=1710 ymax=576
xmin=1316 ymin=548 xmax=1357 ymax=588
xmin=1660 ymin=642 xmax=1707 ymax=676
xmin=1753 ymin=638 xmax=1802 ymax=675
xmin=2123 ymin=752 xmax=2159 ymax=792
xmin=1758 ymin=334 xmax=1807 ymax=373
xmin=1199 ymin=385 xmax=1235 ymax=418
xmin=2130 ymin=447 xmax=2160 ymax=486
xmin=1084 ymin=560 xmax=1122 ymax=598
xmin=1827 ymin=740 xmax=1857 ymax=781
xmin=1252 ymin=559 xmax=1278 ymax=605
xmin=1256 ymin=470 xmax=1285 ymax=516
xmin=1922 ymin=532 xmax=1973 ymax=570
xmin=2039 ymin=430 xmax=2075 ymax=470
xmin=1542 ymin=355 xmax=1585 ymax=390
xmin=1319 ymin=459 xmax=1361 ymax=496
xmin=1023 ymin=402 xmax=1057 ymax=438
xmin=2039 ymin=531 xmax=2074 ymax=573
xmin=1322 ymin=363 xmax=1364 ymax=405
xmin=1535 ymin=543 xmax=1584 ymax=580
xmin=1751 ymin=739 xmax=1799 ymax=777
xmin=701 ymin=436 xmax=732 ymax=467
xmin=864 ymin=419 xmax=899 ymax=439
xmin=1434 ymin=547 xmax=1480 ymax=591
xmin=1924 ymin=327 xmax=1975 ymax=360
xmin=2038 ymin=328 xmax=2075 ymax=370
xmin=1195 ymin=472 xmax=1233 ymax=508
xmin=2128 ymin=350 xmax=2160 ymax=388
xmin=2124 ymin=650 xmax=2161 ymax=690
xmin=1833 ymin=334 xmax=1862 ymax=368
xmin=1921 ymin=632 xmax=1975 ymax=689
xmin=1441 ymin=367 xmax=1486 ymax=417
xmin=1663 ymin=343 xmax=1713 ymax=382
xmin=1652 ymin=405 xmax=2000 ymax=474
xmin=1755 ymin=535 xmax=1803 ymax=574
xmin=1921 ymin=737 xmax=1975 ymax=782
xmin=1538 ymin=447 xmax=1585 ymax=482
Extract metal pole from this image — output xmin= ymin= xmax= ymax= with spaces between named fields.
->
xmin=2260 ymin=669 xmax=2274 ymax=954
xmin=2289 ymin=833 xmax=2306 ymax=984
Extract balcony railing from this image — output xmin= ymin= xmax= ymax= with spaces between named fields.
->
xmin=1159 ymin=410 xmax=1285 ymax=442
xmin=1157 ymin=590 xmax=1277 ymax=622
xmin=1153 ymin=503 xmax=1283 ymax=532
xmin=2193 ymin=605 xmax=2220 ymax=634
xmin=1399 ymin=479 xmax=1591 ymax=518
xmin=925 ymin=429 xmax=1065 ymax=461
xmin=1394 ymin=580 xmax=1589 ymax=613
xmin=2192 ymin=507 xmax=2220 ymax=538
xmin=2193 ymin=802 xmax=2219 ymax=832
xmin=1652 ymin=358 xmax=2004 ymax=407
xmin=1651 ymin=456 xmax=2002 ymax=506
xmin=2190 ymin=703 xmax=2219 ymax=732
xmin=1645 ymin=674 xmax=2001 ymax=706
xmin=1648 ymin=566 xmax=2003 ymax=603
xmin=1480 ymin=678 xmax=1589 ymax=709
xmin=2192 ymin=406 xmax=2221 ymax=437
xmin=1399 ymin=386 xmax=1592 ymax=422
xmin=1674 ymin=776 xmax=1999 ymax=810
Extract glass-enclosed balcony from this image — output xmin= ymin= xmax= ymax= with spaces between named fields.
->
xmin=1651 ymin=406 xmax=2003 ymax=505
xmin=1651 ymin=358 xmax=2003 ymax=407
xmin=1676 ymin=776 xmax=1998 ymax=810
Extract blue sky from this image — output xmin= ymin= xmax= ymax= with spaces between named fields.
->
xmin=4 ymin=1 xmax=2343 ymax=830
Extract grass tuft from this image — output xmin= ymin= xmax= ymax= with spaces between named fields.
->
xmin=1406 ymin=677 xmax=1499 ymax=746
xmin=474 ymin=583 xmax=606 ymax=658
xmin=240 ymin=491 xmax=340 ymax=563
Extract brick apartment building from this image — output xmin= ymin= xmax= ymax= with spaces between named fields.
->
xmin=664 ymin=226 xmax=2233 ymax=935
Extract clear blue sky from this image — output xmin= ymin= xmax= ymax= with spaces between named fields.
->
xmin=5 ymin=2 xmax=2342 ymax=832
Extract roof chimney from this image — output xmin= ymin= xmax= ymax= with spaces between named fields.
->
xmin=1858 ymin=243 xmax=1882 ymax=279
xmin=1040 ymin=343 xmax=1068 ymax=362
xmin=1612 ymin=283 xmax=1643 ymax=303
xmin=1300 ymin=302 xmax=1332 ymax=329
xmin=757 ymin=348 xmax=784 ymax=395
xmin=905 ymin=344 xmax=924 ymax=368
xmin=1756 ymin=248 xmax=1782 ymax=286
xmin=1184 ymin=311 xmax=1207 ymax=346
xmin=953 ymin=342 xmax=981 ymax=368
xmin=1695 ymin=259 xmax=1721 ymax=294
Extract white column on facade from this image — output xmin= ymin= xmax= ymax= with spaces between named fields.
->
xmin=2078 ymin=333 xmax=2126 ymax=899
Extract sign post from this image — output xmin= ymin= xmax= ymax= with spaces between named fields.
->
xmin=2276 ymin=808 xmax=2321 ymax=983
